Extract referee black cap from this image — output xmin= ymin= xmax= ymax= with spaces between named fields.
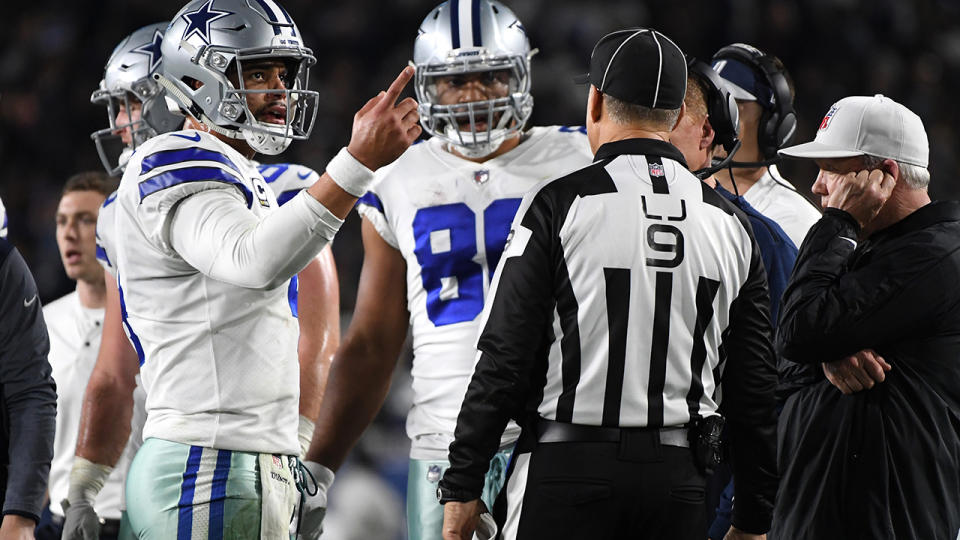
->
xmin=574 ymin=28 xmax=687 ymax=110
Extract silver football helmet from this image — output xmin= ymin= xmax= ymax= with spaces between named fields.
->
xmin=90 ymin=23 xmax=184 ymax=176
xmin=158 ymin=0 xmax=318 ymax=155
xmin=413 ymin=0 xmax=535 ymax=159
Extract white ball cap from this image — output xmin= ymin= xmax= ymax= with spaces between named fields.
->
xmin=779 ymin=94 xmax=929 ymax=168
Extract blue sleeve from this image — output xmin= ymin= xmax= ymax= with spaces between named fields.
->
xmin=749 ymin=216 xmax=798 ymax=325
xmin=709 ymin=480 xmax=736 ymax=539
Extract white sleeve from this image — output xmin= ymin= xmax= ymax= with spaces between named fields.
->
xmin=168 ymin=188 xmax=343 ymax=290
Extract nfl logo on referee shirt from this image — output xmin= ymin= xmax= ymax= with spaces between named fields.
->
xmin=649 ymin=162 xmax=665 ymax=177
xmin=474 ymin=169 xmax=490 ymax=185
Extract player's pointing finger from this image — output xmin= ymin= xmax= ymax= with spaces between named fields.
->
xmin=379 ymin=66 xmax=415 ymax=109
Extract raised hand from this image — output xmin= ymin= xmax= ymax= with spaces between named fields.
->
xmin=346 ymin=66 xmax=422 ymax=171
xmin=825 ymin=167 xmax=896 ymax=228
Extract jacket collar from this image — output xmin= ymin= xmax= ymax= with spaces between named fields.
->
xmin=870 ymin=201 xmax=960 ymax=242
xmin=593 ymin=138 xmax=689 ymax=169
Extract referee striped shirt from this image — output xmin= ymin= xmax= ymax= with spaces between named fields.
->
xmin=442 ymin=138 xmax=778 ymax=526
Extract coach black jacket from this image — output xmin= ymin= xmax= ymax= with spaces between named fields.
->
xmin=773 ymin=203 xmax=960 ymax=539
xmin=0 ymin=239 xmax=56 ymax=523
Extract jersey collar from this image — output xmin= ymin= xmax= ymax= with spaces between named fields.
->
xmin=593 ymin=137 xmax=688 ymax=169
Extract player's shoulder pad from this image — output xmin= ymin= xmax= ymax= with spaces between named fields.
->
xmin=131 ymin=129 xmax=253 ymax=208
xmin=555 ymin=125 xmax=587 ymax=136
xmin=258 ymin=163 xmax=318 ymax=207
xmin=370 ymin=136 xmax=435 ymax=185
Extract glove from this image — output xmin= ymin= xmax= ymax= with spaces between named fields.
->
xmin=61 ymin=456 xmax=113 ymax=540
xmin=297 ymin=461 xmax=335 ymax=540
xmin=61 ymin=499 xmax=101 ymax=540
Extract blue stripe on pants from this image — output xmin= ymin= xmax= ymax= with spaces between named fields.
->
xmin=208 ymin=450 xmax=233 ymax=540
xmin=177 ymin=446 xmax=204 ymax=540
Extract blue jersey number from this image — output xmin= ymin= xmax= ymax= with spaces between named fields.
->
xmin=412 ymin=198 xmax=522 ymax=326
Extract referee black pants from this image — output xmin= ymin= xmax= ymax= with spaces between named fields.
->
xmin=493 ymin=429 xmax=706 ymax=539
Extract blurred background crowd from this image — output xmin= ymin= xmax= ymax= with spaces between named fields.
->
xmin=2 ymin=0 xmax=958 ymax=536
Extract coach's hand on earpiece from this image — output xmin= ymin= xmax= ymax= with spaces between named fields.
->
xmin=826 ymin=166 xmax=896 ymax=228
xmin=346 ymin=66 xmax=422 ymax=171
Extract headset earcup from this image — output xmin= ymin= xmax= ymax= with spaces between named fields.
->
xmin=777 ymin=110 xmax=798 ymax=148
xmin=758 ymin=107 xmax=777 ymax=160
xmin=727 ymin=94 xmax=740 ymax=138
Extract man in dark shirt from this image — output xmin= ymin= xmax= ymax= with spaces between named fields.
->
xmin=774 ymin=94 xmax=960 ymax=539
xmin=0 ymin=231 xmax=57 ymax=538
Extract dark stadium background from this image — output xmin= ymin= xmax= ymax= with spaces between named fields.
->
xmin=3 ymin=0 xmax=958 ymax=304
xmin=2 ymin=0 xmax=957 ymax=534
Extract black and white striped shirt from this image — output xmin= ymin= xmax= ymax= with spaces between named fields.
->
xmin=442 ymin=138 xmax=778 ymax=523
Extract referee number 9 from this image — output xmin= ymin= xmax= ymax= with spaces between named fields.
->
xmin=645 ymin=223 xmax=684 ymax=268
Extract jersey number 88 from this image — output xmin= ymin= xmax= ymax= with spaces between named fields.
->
xmin=412 ymin=199 xmax=522 ymax=326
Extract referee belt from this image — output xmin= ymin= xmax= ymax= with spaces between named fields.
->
xmin=535 ymin=419 xmax=689 ymax=448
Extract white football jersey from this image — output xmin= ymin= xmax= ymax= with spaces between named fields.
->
xmin=259 ymin=162 xmax=319 ymax=204
xmin=95 ymin=191 xmax=119 ymax=278
xmin=44 ymin=292 xmax=124 ymax=519
xmin=357 ymin=126 xmax=593 ymax=456
xmin=257 ymin=161 xmax=321 ymax=317
xmin=112 ymin=129 xmax=299 ymax=454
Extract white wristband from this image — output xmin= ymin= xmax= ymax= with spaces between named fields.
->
xmin=325 ymin=147 xmax=375 ymax=197
xmin=298 ymin=415 xmax=316 ymax=460
xmin=67 ymin=456 xmax=114 ymax=504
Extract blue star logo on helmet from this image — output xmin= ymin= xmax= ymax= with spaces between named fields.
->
xmin=181 ymin=0 xmax=233 ymax=45
xmin=133 ymin=29 xmax=164 ymax=74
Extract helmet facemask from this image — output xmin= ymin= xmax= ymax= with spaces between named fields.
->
xmin=175 ymin=44 xmax=319 ymax=156
xmin=90 ymin=79 xmax=165 ymax=176
xmin=416 ymin=51 xmax=534 ymax=159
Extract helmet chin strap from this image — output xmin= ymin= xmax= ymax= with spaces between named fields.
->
xmin=449 ymin=137 xmax=504 ymax=159
xmin=444 ymin=108 xmax=515 ymax=159
xmin=242 ymin=126 xmax=292 ymax=155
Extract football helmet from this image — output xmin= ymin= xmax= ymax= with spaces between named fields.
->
xmin=90 ymin=23 xmax=184 ymax=176
xmin=413 ymin=0 xmax=535 ymax=159
xmin=158 ymin=0 xmax=318 ymax=155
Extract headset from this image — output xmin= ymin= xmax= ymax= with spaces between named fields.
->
xmin=686 ymin=57 xmax=742 ymax=180
xmin=711 ymin=44 xmax=797 ymax=162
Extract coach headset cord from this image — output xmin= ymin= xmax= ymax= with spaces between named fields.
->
xmin=291 ymin=457 xmax=319 ymax=534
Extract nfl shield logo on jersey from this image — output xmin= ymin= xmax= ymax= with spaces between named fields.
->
xmin=426 ymin=464 xmax=442 ymax=483
xmin=473 ymin=169 xmax=490 ymax=185
xmin=649 ymin=162 xmax=665 ymax=177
